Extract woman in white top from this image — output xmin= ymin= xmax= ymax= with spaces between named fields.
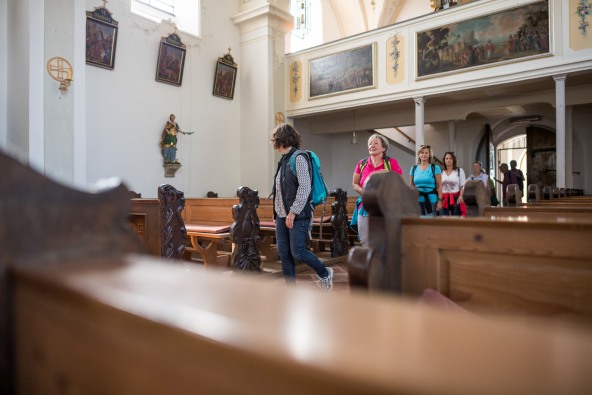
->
xmin=439 ymin=152 xmax=466 ymax=216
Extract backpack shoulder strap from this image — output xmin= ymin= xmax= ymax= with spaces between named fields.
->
xmin=384 ymin=156 xmax=391 ymax=171
xmin=289 ymin=149 xmax=307 ymax=175
xmin=411 ymin=164 xmax=417 ymax=179
xmin=359 ymin=158 xmax=369 ymax=174
xmin=431 ymin=164 xmax=438 ymax=186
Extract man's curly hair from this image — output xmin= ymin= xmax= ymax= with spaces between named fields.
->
xmin=270 ymin=123 xmax=301 ymax=150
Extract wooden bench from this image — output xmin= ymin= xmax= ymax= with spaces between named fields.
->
xmin=349 ymin=172 xmax=592 ymax=328
xmin=484 ymin=184 xmax=592 ymax=220
xmin=484 ymin=205 xmax=592 ymax=220
xmin=182 ymin=197 xmax=238 ymax=266
xmin=3 ymin=150 xmax=592 ymax=395
xmin=258 ymin=192 xmax=353 ymax=259
xmin=130 ymin=185 xmax=188 ymax=260
xmin=130 ymin=198 xmax=161 ymax=255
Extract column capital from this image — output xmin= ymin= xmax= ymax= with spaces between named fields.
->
xmin=553 ymin=74 xmax=567 ymax=82
xmin=413 ymin=96 xmax=427 ymax=105
xmin=232 ymin=3 xmax=293 ymax=35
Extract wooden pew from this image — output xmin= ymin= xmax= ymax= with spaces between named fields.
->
xmin=484 ymin=205 xmax=592 ymax=220
xmin=462 ymin=180 xmax=490 ymax=216
xmin=309 ymin=189 xmax=350 ymax=257
xmin=259 ymin=192 xmax=353 ymax=260
xmin=349 ymin=172 xmax=592 ymax=328
xmin=183 ymin=197 xmax=238 ymax=266
xmin=130 ymin=198 xmax=160 ymax=255
xmin=230 ymin=186 xmax=263 ymax=271
xmin=129 ymin=185 xmax=187 ymax=259
xmin=484 ymin=184 xmax=592 ymax=220
xmin=3 ymin=151 xmax=592 ymax=395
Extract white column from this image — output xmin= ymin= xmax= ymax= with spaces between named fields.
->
xmin=414 ymin=97 xmax=426 ymax=153
xmin=0 ymin=0 xmax=7 ymax=148
xmin=554 ymin=74 xmax=566 ymax=188
xmin=73 ymin=0 xmax=86 ymax=186
xmin=448 ymin=120 xmax=456 ymax=152
xmin=232 ymin=1 xmax=293 ymax=196
xmin=29 ymin=0 xmax=45 ymax=172
xmin=566 ymin=106 xmax=573 ymax=188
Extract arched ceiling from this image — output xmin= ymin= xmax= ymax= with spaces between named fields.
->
xmin=326 ymin=0 xmax=406 ymax=37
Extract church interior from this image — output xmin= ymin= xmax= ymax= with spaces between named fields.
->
xmin=1 ymin=0 xmax=592 ymax=393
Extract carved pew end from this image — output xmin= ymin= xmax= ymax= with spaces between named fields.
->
xmin=527 ymin=184 xmax=540 ymax=203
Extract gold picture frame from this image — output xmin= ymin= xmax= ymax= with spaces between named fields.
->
xmin=416 ymin=0 xmax=551 ymax=79
xmin=308 ymin=43 xmax=377 ymax=100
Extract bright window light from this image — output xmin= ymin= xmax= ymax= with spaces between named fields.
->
xmin=131 ymin=0 xmax=200 ymax=38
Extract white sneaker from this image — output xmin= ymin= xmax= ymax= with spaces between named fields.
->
xmin=317 ymin=267 xmax=333 ymax=292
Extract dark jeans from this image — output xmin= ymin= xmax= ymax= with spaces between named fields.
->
xmin=276 ymin=217 xmax=328 ymax=282
xmin=418 ymin=200 xmax=437 ymax=217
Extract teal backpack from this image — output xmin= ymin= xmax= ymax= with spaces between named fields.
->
xmin=289 ymin=150 xmax=328 ymax=207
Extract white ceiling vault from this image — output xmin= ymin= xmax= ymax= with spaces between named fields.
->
xmin=325 ymin=0 xmax=406 ymax=37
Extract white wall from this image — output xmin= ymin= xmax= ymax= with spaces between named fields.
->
xmin=395 ymin=0 xmax=431 ymax=23
xmin=85 ymin=0 xmax=241 ymax=198
xmin=6 ymin=0 xmax=32 ymax=163
xmin=44 ymin=0 xmax=75 ymax=183
xmin=0 ymin=0 xmax=6 ymax=148
xmin=297 ymin=125 xmax=415 ymax=197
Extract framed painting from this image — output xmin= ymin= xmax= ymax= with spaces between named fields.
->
xmin=309 ymin=43 xmax=376 ymax=99
xmin=85 ymin=7 xmax=118 ymax=70
xmin=156 ymin=34 xmax=186 ymax=87
xmin=213 ymin=51 xmax=238 ymax=100
xmin=416 ymin=0 xmax=550 ymax=79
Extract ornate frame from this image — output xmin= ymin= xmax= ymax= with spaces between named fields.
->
xmin=416 ymin=0 xmax=551 ymax=79
xmin=85 ymin=6 xmax=118 ymax=70
xmin=156 ymin=34 xmax=187 ymax=87
xmin=308 ymin=43 xmax=377 ymax=99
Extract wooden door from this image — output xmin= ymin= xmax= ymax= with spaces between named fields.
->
xmin=526 ymin=126 xmax=556 ymax=189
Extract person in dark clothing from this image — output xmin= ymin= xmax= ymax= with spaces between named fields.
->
xmin=270 ymin=123 xmax=333 ymax=291
xmin=498 ymin=163 xmax=518 ymax=206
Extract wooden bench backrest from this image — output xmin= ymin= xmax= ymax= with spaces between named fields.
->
xmin=259 ymin=195 xmax=357 ymax=223
xmin=183 ymin=198 xmax=238 ymax=225
xmin=4 ymin=151 xmax=592 ymax=395
xmin=484 ymin=206 xmax=592 ymax=220
xmin=130 ymin=198 xmax=161 ymax=256
xmin=400 ymin=217 xmax=592 ymax=326
xmin=349 ymin=172 xmax=592 ymax=327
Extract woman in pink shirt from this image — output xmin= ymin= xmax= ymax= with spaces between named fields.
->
xmin=352 ymin=133 xmax=403 ymax=245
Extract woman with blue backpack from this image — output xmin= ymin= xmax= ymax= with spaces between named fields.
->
xmin=352 ymin=133 xmax=403 ymax=245
xmin=409 ymin=144 xmax=443 ymax=216
xmin=269 ymin=124 xmax=333 ymax=291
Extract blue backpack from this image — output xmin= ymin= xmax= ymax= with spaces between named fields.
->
xmin=289 ymin=150 xmax=328 ymax=207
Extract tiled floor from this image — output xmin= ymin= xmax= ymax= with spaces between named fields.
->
xmin=183 ymin=250 xmax=351 ymax=293
xmin=265 ymin=258 xmax=350 ymax=293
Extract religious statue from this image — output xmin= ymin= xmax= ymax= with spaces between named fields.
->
xmin=159 ymin=114 xmax=193 ymax=164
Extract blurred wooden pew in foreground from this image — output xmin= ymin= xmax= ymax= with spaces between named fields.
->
xmin=2 ymin=151 xmax=592 ymax=395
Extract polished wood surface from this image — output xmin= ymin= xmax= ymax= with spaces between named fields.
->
xmin=1 ymin=151 xmax=142 ymax=394
xmin=13 ymin=256 xmax=592 ymax=395
xmin=349 ymin=172 xmax=592 ymax=327
xmin=4 ymin=150 xmax=592 ymax=395
xmin=400 ymin=216 xmax=592 ymax=325
xmin=130 ymin=198 xmax=161 ymax=256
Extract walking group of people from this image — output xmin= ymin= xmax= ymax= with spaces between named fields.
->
xmin=268 ymin=123 xmax=523 ymax=290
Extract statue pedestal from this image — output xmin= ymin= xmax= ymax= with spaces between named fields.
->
xmin=163 ymin=163 xmax=181 ymax=178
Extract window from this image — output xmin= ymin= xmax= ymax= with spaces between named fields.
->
xmin=289 ymin=0 xmax=322 ymax=53
xmin=136 ymin=0 xmax=175 ymax=16
xmin=131 ymin=0 xmax=200 ymax=38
